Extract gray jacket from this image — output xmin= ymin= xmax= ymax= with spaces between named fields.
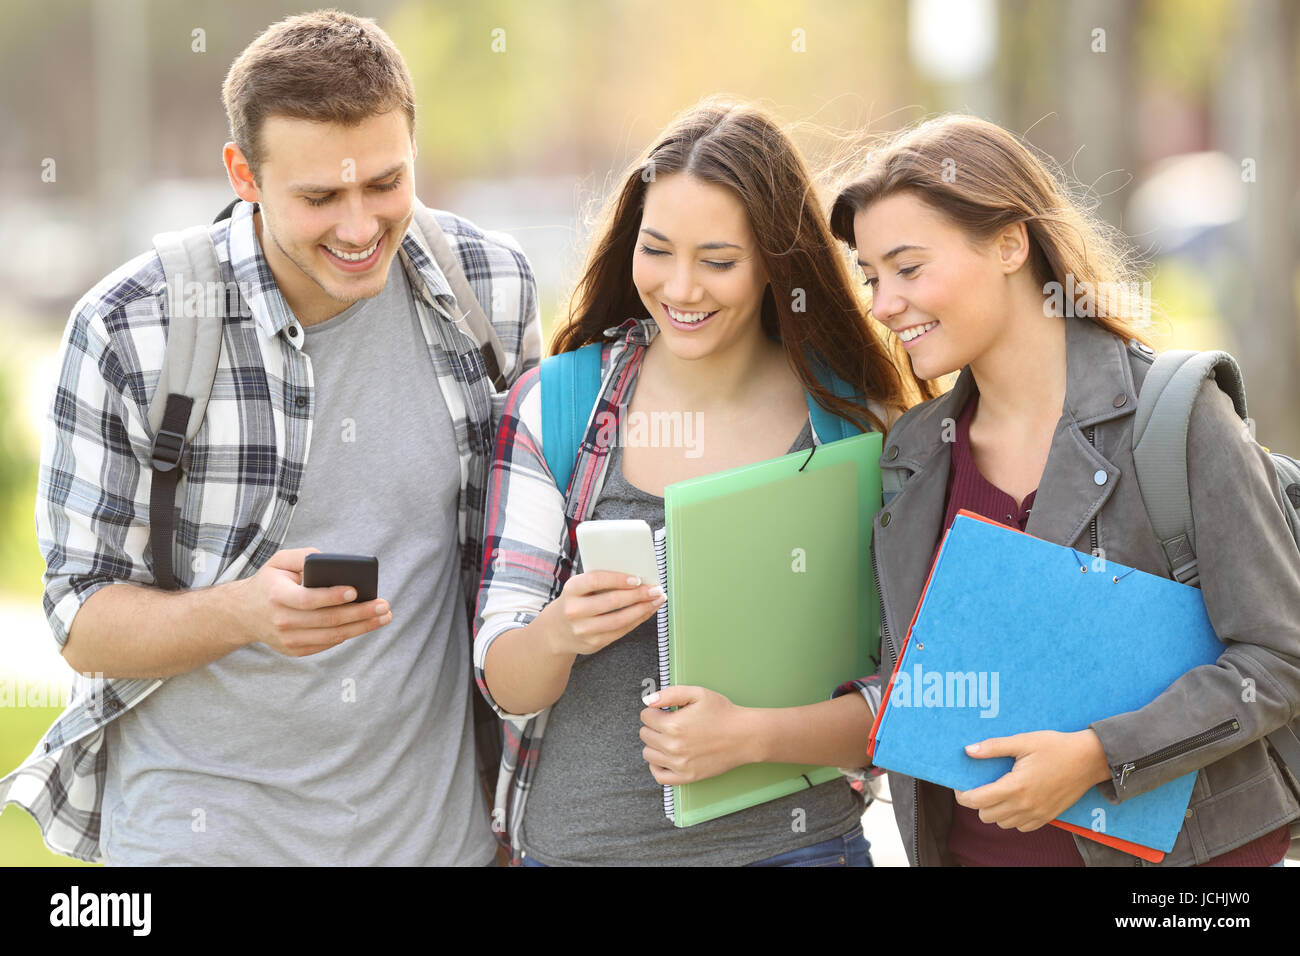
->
xmin=872 ymin=313 xmax=1300 ymax=866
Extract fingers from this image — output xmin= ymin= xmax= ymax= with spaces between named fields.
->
xmin=273 ymin=598 xmax=389 ymax=632
xmin=568 ymin=585 xmax=663 ymax=622
xmin=282 ymin=609 xmax=394 ymax=656
xmin=565 ymin=570 xmax=652 ymax=598
xmin=570 ymin=597 xmax=663 ymax=644
xmin=639 ymin=724 xmax=673 ymax=753
xmin=266 ymin=547 xmax=322 ymax=573
xmin=965 ymin=733 xmax=1029 ymax=759
xmin=976 ymin=801 xmax=1026 ymax=829
xmin=292 ymin=582 xmax=366 ymax=611
xmin=646 ymin=756 xmax=687 ymax=787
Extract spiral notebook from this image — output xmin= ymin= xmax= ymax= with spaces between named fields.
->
xmin=652 ymin=431 xmax=882 ymax=827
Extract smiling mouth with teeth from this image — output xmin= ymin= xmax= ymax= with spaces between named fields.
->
xmin=896 ymin=320 xmax=939 ymax=344
xmin=663 ymin=303 xmax=718 ymax=325
xmin=323 ymin=236 xmax=382 ymax=262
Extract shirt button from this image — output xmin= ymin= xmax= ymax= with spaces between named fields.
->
xmin=287 ymin=326 xmax=299 ymax=338
xmin=1185 ymin=808 xmax=1194 ymax=818
xmin=1093 ymin=470 xmax=1108 ymax=485
xmin=295 ymin=395 xmax=308 ymax=408
xmin=880 ymin=512 xmax=891 ymax=527
xmin=1113 ymin=393 xmax=1127 ymax=408
xmin=886 ymin=446 xmax=899 ymax=461
xmin=288 ymin=494 xmax=299 ymax=505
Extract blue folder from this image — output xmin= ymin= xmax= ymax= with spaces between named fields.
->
xmin=870 ymin=511 xmax=1225 ymax=858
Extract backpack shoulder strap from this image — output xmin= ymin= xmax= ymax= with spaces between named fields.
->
xmin=1133 ymin=350 xmax=1300 ymax=790
xmin=410 ymin=202 xmax=509 ymax=392
xmin=1131 ymin=349 xmax=1247 ymax=586
xmin=540 ymin=343 xmax=604 ymax=500
xmin=147 ymin=222 xmax=226 ymax=589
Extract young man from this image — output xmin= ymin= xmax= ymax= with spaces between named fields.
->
xmin=0 ymin=10 xmax=539 ymax=865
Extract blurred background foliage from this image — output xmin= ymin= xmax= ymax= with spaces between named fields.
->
xmin=0 ymin=0 xmax=1297 ymax=864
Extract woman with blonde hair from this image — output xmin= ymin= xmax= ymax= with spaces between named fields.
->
xmin=831 ymin=114 xmax=1299 ymax=866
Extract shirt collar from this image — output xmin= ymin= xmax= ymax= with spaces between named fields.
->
xmin=887 ymin=314 xmax=1138 ymax=467
xmin=226 ymin=199 xmax=458 ymax=343
xmin=601 ymin=316 xmax=659 ymax=347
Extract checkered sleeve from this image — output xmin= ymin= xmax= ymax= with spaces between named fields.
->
xmin=433 ymin=211 xmax=542 ymax=383
xmin=35 ymin=296 xmax=157 ymax=648
xmin=473 ymin=365 xmax=566 ymax=722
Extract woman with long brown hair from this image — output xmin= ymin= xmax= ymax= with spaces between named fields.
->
xmin=831 ymin=114 xmax=1299 ymax=867
xmin=472 ymin=97 xmax=933 ymax=866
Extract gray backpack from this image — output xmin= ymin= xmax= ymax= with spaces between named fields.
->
xmin=145 ymin=200 xmax=508 ymax=590
xmin=1131 ymin=348 xmax=1300 ymax=797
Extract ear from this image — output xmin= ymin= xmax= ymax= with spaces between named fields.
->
xmin=223 ymin=142 xmax=260 ymax=205
xmin=994 ymin=221 xmax=1031 ymax=275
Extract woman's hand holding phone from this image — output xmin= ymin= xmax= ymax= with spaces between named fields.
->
xmin=538 ymin=570 xmax=665 ymax=658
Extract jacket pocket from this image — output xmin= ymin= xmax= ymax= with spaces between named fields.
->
xmin=1185 ymin=742 xmax=1300 ymax=863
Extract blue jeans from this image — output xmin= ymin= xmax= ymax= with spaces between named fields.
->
xmin=746 ymin=826 xmax=873 ymax=867
xmin=520 ymin=826 xmax=873 ymax=867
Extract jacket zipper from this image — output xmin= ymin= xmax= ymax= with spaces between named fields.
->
xmin=1115 ymin=719 xmax=1241 ymax=788
xmin=1087 ymin=427 xmax=1099 ymax=557
xmin=871 ymin=536 xmax=896 ymax=666
xmin=872 ymin=498 xmax=920 ymax=865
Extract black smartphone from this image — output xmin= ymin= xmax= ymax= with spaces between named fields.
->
xmin=301 ymin=553 xmax=379 ymax=604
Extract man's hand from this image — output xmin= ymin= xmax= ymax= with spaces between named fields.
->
xmin=639 ymin=685 xmax=760 ymax=785
xmin=230 ymin=547 xmax=392 ymax=657
xmin=953 ymin=729 xmax=1112 ymax=831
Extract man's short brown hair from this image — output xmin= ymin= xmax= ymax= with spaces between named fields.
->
xmin=222 ymin=9 xmax=416 ymax=183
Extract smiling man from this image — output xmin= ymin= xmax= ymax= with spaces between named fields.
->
xmin=0 ymin=10 xmax=540 ymax=865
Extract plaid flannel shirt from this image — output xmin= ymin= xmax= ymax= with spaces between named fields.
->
xmin=0 ymin=198 xmax=541 ymax=862
xmin=473 ymin=316 xmax=880 ymax=864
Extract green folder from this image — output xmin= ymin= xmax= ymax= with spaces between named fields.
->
xmin=654 ymin=431 xmax=882 ymax=826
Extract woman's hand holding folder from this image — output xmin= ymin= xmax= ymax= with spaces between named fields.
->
xmin=953 ymin=728 xmax=1112 ymax=831
xmin=638 ymin=685 xmax=760 ymax=785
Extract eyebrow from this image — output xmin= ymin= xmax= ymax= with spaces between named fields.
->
xmin=640 ymin=227 xmax=742 ymax=252
xmin=289 ymin=162 xmax=406 ymax=194
xmin=857 ymin=244 xmax=929 ymax=269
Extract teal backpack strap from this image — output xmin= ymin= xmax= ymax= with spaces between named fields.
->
xmin=1131 ymin=349 xmax=1247 ymax=586
xmin=540 ymin=342 xmax=604 ymax=498
xmin=805 ymin=356 xmax=866 ymax=444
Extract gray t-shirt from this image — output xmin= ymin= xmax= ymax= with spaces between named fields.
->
xmin=520 ymin=418 xmax=863 ymax=866
xmin=101 ymin=256 xmax=495 ymax=866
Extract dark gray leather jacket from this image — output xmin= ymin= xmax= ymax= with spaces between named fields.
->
xmin=872 ymin=314 xmax=1300 ymax=866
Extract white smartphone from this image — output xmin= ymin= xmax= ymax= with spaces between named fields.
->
xmin=575 ymin=519 xmax=660 ymax=586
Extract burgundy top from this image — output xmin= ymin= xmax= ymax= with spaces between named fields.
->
xmin=936 ymin=391 xmax=1289 ymax=867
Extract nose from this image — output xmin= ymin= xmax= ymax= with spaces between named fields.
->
xmin=662 ymin=259 xmax=703 ymax=306
xmin=333 ymin=193 xmax=381 ymax=249
xmin=871 ymin=280 xmax=906 ymax=325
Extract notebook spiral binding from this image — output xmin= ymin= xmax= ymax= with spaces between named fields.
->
xmin=653 ymin=525 xmax=675 ymax=822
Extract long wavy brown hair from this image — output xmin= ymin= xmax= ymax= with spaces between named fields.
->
xmin=829 ymin=114 xmax=1156 ymax=348
xmin=551 ymin=97 xmax=938 ymax=434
